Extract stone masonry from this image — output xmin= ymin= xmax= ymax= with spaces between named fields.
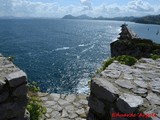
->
xmin=39 ymin=92 xmax=89 ymax=120
xmin=0 ymin=54 xmax=29 ymax=120
xmin=88 ymin=58 xmax=160 ymax=120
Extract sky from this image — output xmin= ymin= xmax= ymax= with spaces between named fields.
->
xmin=0 ymin=0 xmax=160 ymax=18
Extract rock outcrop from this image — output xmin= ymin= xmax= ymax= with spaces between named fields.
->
xmin=0 ymin=54 xmax=29 ymax=120
xmin=111 ymin=24 xmax=160 ymax=58
xmin=88 ymin=58 xmax=160 ymax=120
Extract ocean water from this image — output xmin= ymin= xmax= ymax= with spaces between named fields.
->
xmin=0 ymin=19 xmax=159 ymax=93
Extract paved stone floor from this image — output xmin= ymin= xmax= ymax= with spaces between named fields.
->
xmin=38 ymin=92 xmax=89 ymax=120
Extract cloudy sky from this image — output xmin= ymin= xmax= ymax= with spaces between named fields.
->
xmin=0 ymin=0 xmax=160 ymax=18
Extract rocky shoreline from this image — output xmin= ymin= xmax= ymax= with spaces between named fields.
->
xmin=0 ymin=24 xmax=160 ymax=120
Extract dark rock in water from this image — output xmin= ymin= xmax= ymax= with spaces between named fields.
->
xmin=111 ymin=24 xmax=160 ymax=58
xmin=110 ymin=38 xmax=160 ymax=58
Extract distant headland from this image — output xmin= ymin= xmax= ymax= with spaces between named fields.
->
xmin=62 ymin=14 xmax=160 ymax=25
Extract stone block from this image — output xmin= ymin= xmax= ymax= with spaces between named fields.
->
xmin=0 ymin=91 xmax=9 ymax=103
xmin=91 ymin=77 xmax=119 ymax=102
xmin=0 ymin=79 xmax=6 ymax=91
xmin=6 ymin=70 xmax=27 ymax=87
xmin=116 ymin=93 xmax=143 ymax=113
xmin=88 ymin=94 xmax=105 ymax=116
xmin=13 ymin=84 xmax=28 ymax=96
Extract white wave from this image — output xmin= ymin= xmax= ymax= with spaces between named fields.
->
xmin=78 ymin=44 xmax=85 ymax=47
xmin=55 ymin=47 xmax=70 ymax=51
xmin=81 ymin=44 xmax=95 ymax=53
xmin=76 ymin=78 xmax=90 ymax=94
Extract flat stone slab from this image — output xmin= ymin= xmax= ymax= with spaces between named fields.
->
xmin=91 ymin=77 xmax=120 ymax=102
xmin=6 ymin=70 xmax=27 ymax=87
xmin=116 ymin=93 xmax=143 ymax=113
xmin=146 ymin=92 xmax=160 ymax=105
xmin=115 ymin=79 xmax=135 ymax=89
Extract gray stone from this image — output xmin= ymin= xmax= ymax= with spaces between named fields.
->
xmin=149 ymin=80 xmax=160 ymax=93
xmin=102 ymin=69 xmax=121 ymax=79
xmin=58 ymin=99 xmax=70 ymax=106
xmin=68 ymin=112 xmax=78 ymax=119
xmin=6 ymin=70 xmax=27 ymax=87
xmin=134 ymin=80 xmax=148 ymax=88
xmin=91 ymin=77 xmax=119 ymax=102
xmin=116 ymin=93 xmax=143 ymax=113
xmin=65 ymin=105 xmax=75 ymax=112
xmin=61 ymin=109 xmax=68 ymax=117
xmin=50 ymin=111 xmax=61 ymax=118
xmin=123 ymin=73 xmax=134 ymax=80
xmin=4 ymin=63 xmax=15 ymax=68
xmin=139 ymin=58 xmax=156 ymax=65
xmin=46 ymin=108 xmax=53 ymax=113
xmin=79 ymin=99 xmax=88 ymax=105
xmin=13 ymin=84 xmax=28 ymax=96
xmin=52 ymin=105 xmax=63 ymax=111
xmin=76 ymin=108 xmax=86 ymax=118
xmin=65 ymin=94 xmax=76 ymax=103
xmin=88 ymin=94 xmax=105 ymax=115
xmin=115 ymin=79 xmax=135 ymax=89
xmin=0 ymin=91 xmax=9 ymax=103
xmin=50 ymin=93 xmax=60 ymax=101
xmin=132 ymin=88 xmax=147 ymax=94
xmin=44 ymin=101 xmax=56 ymax=106
xmin=0 ymin=80 xmax=5 ymax=91
xmin=146 ymin=93 xmax=160 ymax=105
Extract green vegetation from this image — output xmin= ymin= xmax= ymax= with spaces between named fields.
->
xmin=96 ymin=55 xmax=137 ymax=74
xmin=116 ymin=55 xmax=137 ymax=66
xmin=27 ymin=82 xmax=46 ymax=120
xmin=150 ymin=54 xmax=160 ymax=60
xmin=7 ymin=56 xmax=15 ymax=62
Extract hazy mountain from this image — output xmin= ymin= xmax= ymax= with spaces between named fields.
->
xmin=62 ymin=14 xmax=92 ymax=20
xmin=133 ymin=14 xmax=160 ymax=25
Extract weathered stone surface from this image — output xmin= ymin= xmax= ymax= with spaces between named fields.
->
xmin=58 ymin=99 xmax=70 ymax=106
xmin=91 ymin=77 xmax=119 ymax=102
xmin=123 ymin=73 xmax=134 ymax=80
xmin=88 ymin=94 xmax=105 ymax=115
xmin=49 ymin=93 xmax=60 ymax=101
xmin=0 ymin=55 xmax=28 ymax=120
xmin=132 ymin=88 xmax=147 ymax=94
xmin=116 ymin=93 xmax=143 ymax=113
xmin=13 ymin=84 xmax=28 ymax=96
xmin=134 ymin=80 xmax=148 ymax=88
xmin=149 ymin=80 xmax=160 ymax=93
xmin=0 ymin=79 xmax=6 ymax=91
xmin=102 ymin=69 xmax=121 ymax=79
xmin=76 ymin=108 xmax=86 ymax=118
xmin=65 ymin=94 xmax=76 ymax=103
xmin=115 ymin=79 xmax=135 ymax=89
xmin=44 ymin=101 xmax=56 ymax=106
xmin=6 ymin=70 xmax=27 ymax=87
xmin=0 ymin=91 xmax=9 ymax=103
xmin=146 ymin=93 xmax=160 ymax=105
xmin=61 ymin=110 xmax=68 ymax=117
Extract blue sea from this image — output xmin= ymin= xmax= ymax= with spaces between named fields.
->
xmin=0 ymin=19 xmax=159 ymax=93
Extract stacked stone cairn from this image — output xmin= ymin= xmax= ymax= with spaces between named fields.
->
xmin=0 ymin=54 xmax=29 ymax=120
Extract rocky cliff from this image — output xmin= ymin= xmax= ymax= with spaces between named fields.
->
xmin=111 ymin=24 xmax=160 ymax=58
xmin=0 ymin=54 xmax=29 ymax=120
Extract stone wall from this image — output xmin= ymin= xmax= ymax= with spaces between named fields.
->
xmin=0 ymin=54 xmax=29 ymax=120
xmin=87 ymin=58 xmax=160 ymax=120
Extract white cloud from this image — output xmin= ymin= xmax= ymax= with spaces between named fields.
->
xmin=0 ymin=0 xmax=159 ymax=18
xmin=80 ymin=0 xmax=92 ymax=10
xmin=127 ymin=0 xmax=154 ymax=12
